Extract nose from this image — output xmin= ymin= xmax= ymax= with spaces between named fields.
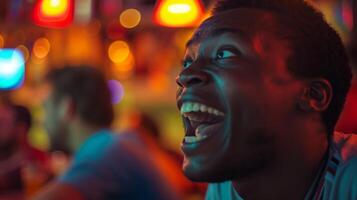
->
xmin=176 ymin=67 xmax=209 ymax=88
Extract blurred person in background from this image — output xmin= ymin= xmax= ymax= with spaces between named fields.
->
xmin=12 ymin=105 xmax=52 ymax=198
xmin=0 ymin=99 xmax=24 ymax=199
xmin=176 ymin=0 xmax=356 ymax=199
xmin=0 ymin=100 xmax=52 ymax=199
xmin=34 ymin=66 xmax=179 ymax=200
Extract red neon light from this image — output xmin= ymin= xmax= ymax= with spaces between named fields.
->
xmin=32 ymin=0 xmax=74 ymax=28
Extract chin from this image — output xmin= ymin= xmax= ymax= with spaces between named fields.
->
xmin=183 ymin=151 xmax=272 ymax=183
xmin=182 ymin=157 xmax=236 ymax=183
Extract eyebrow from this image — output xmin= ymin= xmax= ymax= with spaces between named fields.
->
xmin=185 ymin=28 xmax=248 ymax=47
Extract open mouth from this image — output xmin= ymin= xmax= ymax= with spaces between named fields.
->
xmin=180 ymin=102 xmax=225 ymax=143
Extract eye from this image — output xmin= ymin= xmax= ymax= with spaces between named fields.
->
xmin=216 ymin=49 xmax=237 ymax=59
xmin=182 ymin=58 xmax=193 ymax=68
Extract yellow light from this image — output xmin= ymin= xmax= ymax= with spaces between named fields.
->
xmin=16 ymin=45 xmax=30 ymax=62
xmin=0 ymin=35 xmax=4 ymax=48
xmin=119 ymin=9 xmax=141 ymax=29
xmin=154 ymin=0 xmax=204 ymax=27
xmin=168 ymin=4 xmax=191 ymax=13
xmin=108 ymin=40 xmax=130 ymax=64
xmin=33 ymin=38 xmax=50 ymax=59
xmin=41 ymin=0 xmax=69 ymax=17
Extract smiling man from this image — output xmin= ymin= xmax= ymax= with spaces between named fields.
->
xmin=176 ymin=0 xmax=357 ymax=199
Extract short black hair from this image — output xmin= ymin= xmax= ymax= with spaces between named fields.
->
xmin=46 ymin=66 xmax=114 ymax=127
xmin=212 ymin=0 xmax=353 ymax=134
xmin=13 ymin=105 xmax=32 ymax=131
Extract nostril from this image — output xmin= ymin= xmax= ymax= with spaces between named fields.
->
xmin=177 ymin=69 xmax=208 ymax=87
xmin=177 ymin=74 xmax=206 ymax=87
xmin=187 ymin=77 xmax=203 ymax=86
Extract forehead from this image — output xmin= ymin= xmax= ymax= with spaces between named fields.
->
xmin=187 ymin=8 xmax=279 ymax=48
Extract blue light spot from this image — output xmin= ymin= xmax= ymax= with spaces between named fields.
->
xmin=0 ymin=49 xmax=25 ymax=90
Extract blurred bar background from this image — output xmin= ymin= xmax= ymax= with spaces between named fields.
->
xmin=0 ymin=0 xmax=355 ymax=157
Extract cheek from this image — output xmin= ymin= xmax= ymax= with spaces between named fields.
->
xmin=44 ymin=107 xmax=58 ymax=131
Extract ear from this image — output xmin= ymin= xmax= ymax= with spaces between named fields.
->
xmin=298 ymin=79 xmax=333 ymax=112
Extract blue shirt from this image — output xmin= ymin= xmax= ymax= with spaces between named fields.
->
xmin=59 ymin=130 xmax=179 ymax=200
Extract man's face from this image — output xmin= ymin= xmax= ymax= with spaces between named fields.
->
xmin=42 ymin=85 xmax=70 ymax=154
xmin=0 ymin=104 xmax=16 ymax=151
xmin=176 ymin=8 xmax=306 ymax=182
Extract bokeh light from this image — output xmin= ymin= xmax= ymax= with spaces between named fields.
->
xmin=168 ymin=4 xmax=191 ymax=13
xmin=108 ymin=40 xmax=130 ymax=64
xmin=108 ymin=80 xmax=124 ymax=104
xmin=0 ymin=49 xmax=25 ymax=90
xmin=16 ymin=45 xmax=30 ymax=62
xmin=154 ymin=0 xmax=204 ymax=27
xmin=41 ymin=0 xmax=69 ymax=17
xmin=33 ymin=0 xmax=74 ymax=28
xmin=33 ymin=38 xmax=51 ymax=59
xmin=119 ymin=8 xmax=141 ymax=29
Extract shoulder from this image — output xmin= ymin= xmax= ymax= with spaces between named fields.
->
xmin=325 ymin=132 xmax=357 ymax=199
xmin=332 ymin=132 xmax=357 ymax=162
xmin=59 ymin=130 xmax=178 ymax=200
xmin=73 ymin=130 xmax=133 ymax=162
xmin=325 ymin=157 xmax=357 ymax=200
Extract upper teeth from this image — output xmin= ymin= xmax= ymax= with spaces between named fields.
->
xmin=180 ymin=102 xmax=224 ymax=116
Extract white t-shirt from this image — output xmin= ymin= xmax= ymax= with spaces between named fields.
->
xmin=206 ymin=132 xmax=357 ymax=200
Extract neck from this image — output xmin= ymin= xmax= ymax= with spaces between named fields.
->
xmin=233 ymin=154 xmax=327 ymax=200
xmin=233 ymin=118 xmax=329 ymax=200
xmin=68 ymin=120 xmax=105 ymax=153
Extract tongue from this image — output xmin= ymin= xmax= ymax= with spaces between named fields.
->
xmin=186 ymin=112 xmax=222 ymax=129
xmin=195 ymin=124 xmax=207 ymax=137
xmin=194 ymin=122 xmax=222 ymax=139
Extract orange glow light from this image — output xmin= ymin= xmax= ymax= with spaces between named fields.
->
xmin=32 ymin=0 xmax=74 ymax=28
xmin=120 ymin=9 xmax=141 ymax=29
xmin=154 ymin=0 xmax=204 ymax=27
xmin=108 ymin=40 xmax=130 ymax=64
xmin=33 ymin=38 xmax=51 ymax=59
